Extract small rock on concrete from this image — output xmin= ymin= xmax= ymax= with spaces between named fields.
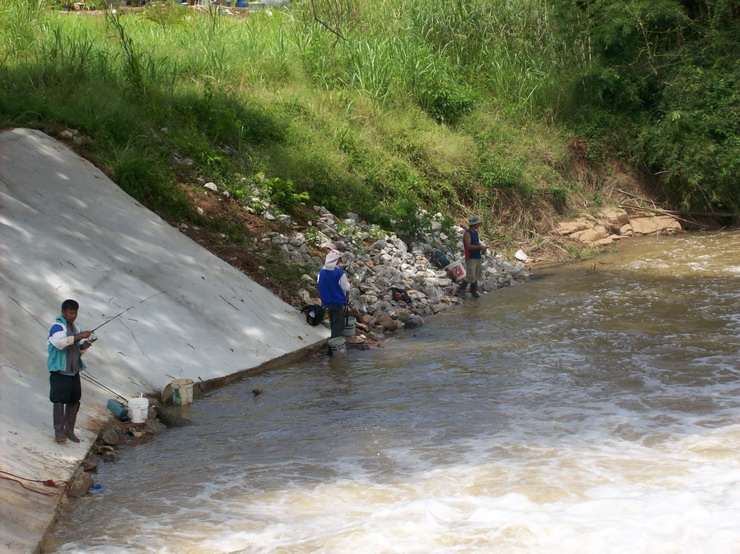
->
xmin=67 ymin=471 xmax=93 ymax=498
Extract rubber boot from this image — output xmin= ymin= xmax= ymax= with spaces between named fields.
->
xmin=53 ymin=403 xmax=66 ymax=443
xmin=64 ymin=402 xmax=81 ymax=443
xmin=457 ymin=281 xmax=468 ymax=297
xmin=471 ymin=283 xmax=480 ymax=298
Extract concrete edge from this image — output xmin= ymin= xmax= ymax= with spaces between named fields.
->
xmin=192 ymin=337 xmax=328 ymax=397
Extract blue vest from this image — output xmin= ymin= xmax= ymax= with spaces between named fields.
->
xmin=47 ymin=316 xmax=87 ymax=373
xmin=318 ymin=267 xmax=346 ymax=306
xmin=465 ymin=229 xmax=482 ymax=259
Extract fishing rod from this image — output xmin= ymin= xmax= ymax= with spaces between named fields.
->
xmin=91 ymin=290 xmax=166 ymax=332
xmin=8 ymin=292 xmax=162 ymax=402
xmin=80 ymin=372 xmax=128 ymax=403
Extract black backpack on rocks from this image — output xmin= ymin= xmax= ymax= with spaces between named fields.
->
xmin=303 ymin=305 xmax=325 ymax=326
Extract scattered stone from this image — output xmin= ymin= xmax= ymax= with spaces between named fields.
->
xmin=395 ymin=308 xmax=413 ymax=322
xmin=404 ymin=314 xmax=424 ymax=329
xmin=630 ymin=215 xmax=682 ymax=235
xmin=101 ymin=428 xmax=120 ymax=446
xmin=67 ymin=471 xmax=93 ymax=498
xmin=101 ymin=450 xmax=118 ymax=463
xmin=556 ymin=211 xmax=681 ymax=244
xmin=571 ymin=225 xmax=609 ymax=244
xmin=599 ymin=208 xmax=630 ymax=231
xmin=204 ymin=182 xmax=218 ymax=192
xmin=81 ymin=454 xmax=101 ymax=472
xmin=143 ymin=418 xmax=168 ymax=434
xmin=196 ymin=197 xmax=530 ymax=326
xmin=375 ymin=313 xmax=399 ymax=331
xmin=276 ymin=214 xmax=293 ymax=227
xmin=556 ymin=219 xmax=591 ymax=235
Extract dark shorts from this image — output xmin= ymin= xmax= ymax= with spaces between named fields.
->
xmin=49 ymin=371 xmax=81 ymax=404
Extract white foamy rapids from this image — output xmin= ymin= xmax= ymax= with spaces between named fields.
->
xmin=53 ymin=421 xmax=740 ymax=554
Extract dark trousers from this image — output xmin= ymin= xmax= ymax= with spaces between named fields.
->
xmin=50 ymin=372 xmax=82 ymax=442
xmin=49 ymin=371 xmax=81 ymax=403
xmin=327 ymin=305 xmax=346 ymax=338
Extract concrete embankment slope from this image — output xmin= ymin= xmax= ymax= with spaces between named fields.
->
xmin=0 ymin=128 xmax=327 ymax=553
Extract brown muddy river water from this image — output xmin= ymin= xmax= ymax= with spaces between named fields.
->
xmin=49 ymin=231 xmax=740 ymax=553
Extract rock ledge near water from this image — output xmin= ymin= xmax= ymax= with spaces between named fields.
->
xmin=556 ymin=207 xmax=682 ymax=246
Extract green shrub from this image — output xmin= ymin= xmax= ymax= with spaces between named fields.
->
xmin=264 ymin=177 xmax=310 ymax=214
xmin=637 ymin=64 xmax=739 ymax=211
xmin=387 ymin=197 xmax=434 ymax=242
xmin=415 ymin=76 xmax=477 ymax=124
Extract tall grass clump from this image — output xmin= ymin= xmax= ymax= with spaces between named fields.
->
xmin=0 ymin=0 xmax=48 ymax=57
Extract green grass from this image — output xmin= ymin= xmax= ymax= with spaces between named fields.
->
xmin=0 ymin=0 xmax=734 ymax=246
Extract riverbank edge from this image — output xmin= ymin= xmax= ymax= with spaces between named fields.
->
xmin=37 ymin=336 xmax=329 ymax=553
xmin=38 ymin=238 xmax=532 ymax=551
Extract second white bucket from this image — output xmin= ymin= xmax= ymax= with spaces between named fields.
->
xmin=172 ymin=378 xmax=194 ymax=406
xmin=342 ymin=316 xmax=356 ymax=337
xmin=128 ymin=395 xmax=149 ymax=424
xmin=328 ymin=336 xmax=347 ymax=356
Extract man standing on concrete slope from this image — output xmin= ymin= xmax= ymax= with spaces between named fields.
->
xmin=457 ymin=216 xmax=487 ymax=299
xmin=317 ymin=249 xmax=351 ymax=339
xmin=48 ymin=299 xmax=94 ymax=443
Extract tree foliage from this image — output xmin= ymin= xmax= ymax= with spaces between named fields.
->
xmin=560 ymin=0 xmax=739 ymax=212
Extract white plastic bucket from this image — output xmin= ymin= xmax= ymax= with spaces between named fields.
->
xmin=447 ymin=260 xmax=466 ymax=281
xmin=172 ymin=378 xmax=194 ymax=406
xmin=328 ymin=336 xmax=347 ymax=356
xmin=342 ymin=316 xmax=356 ymax=337
xmin=128 ymin=395 xmax=149 ymax=423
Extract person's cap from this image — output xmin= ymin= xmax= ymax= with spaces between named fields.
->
xmin=468 ymin=216 xmax=482 ymax=226
xmin=325 ymin=249 xmax=342 ymax=265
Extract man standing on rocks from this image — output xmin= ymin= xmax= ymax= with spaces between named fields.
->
xmin=48 ymin=299 xmax=94 ymax=443
xmin=317 ymin=249 xmax=351 ymax=339
xmin=457 ymin=216 xmax=487 ymax=299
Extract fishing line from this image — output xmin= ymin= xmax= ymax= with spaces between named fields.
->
xmin=92 ymin=290 xmax=166 ymax=332
xmin=8 ymin=296 xmax=47 ymax=330
xmin=80 ymin=373 xmax=128 ymax=403
xmin=8 ymin=291 xmax=166 ymax=403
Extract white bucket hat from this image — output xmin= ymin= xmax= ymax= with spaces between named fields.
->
xmin=324 ymin=249 xmax=342 ymax=270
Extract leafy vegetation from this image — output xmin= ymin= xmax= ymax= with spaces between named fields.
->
xmin=0 ymin=0 xmax=736 ymax=249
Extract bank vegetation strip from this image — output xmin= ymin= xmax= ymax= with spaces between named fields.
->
xmin=0 ymin=0 xmax=736 ymax=273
